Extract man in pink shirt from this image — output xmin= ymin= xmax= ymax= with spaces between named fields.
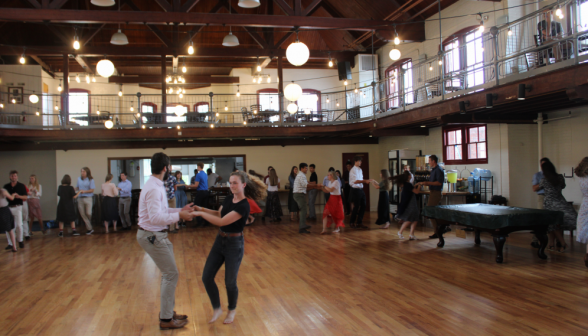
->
xmin=136 ymin=152 xmax=196 ymax=330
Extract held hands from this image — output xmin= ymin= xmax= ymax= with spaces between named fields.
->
xmin=179 ymin=210 xmax=195 ymax=221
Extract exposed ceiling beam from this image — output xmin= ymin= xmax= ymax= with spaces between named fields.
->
xmin=73 ymin=55 xmax=95 ymax=75
xmin=408 ymin=0 xmax=440 ymax=21
xmin=303 ymin=0 xmax=321 ymax=16
xmin=122 ymin=0 xmax=173 ymax=47
xmin=181 ymin=0 xmax=201 ymax=12
xmin=108 ymin=75 xmax=240 ymax=84
xmin=30 ymin=55 xmax=55 ymax=77
xmin=181 ymin=0 xmax=225 ymax=49
xmin=153 ymin=0 xmax=172 ymax=12
xmin=82 ymin=23 xmax=105 ymax=46
xmin=273 ymin=0 xmax=294 ymax=16
xmin=49 ymin=0 xmax=69 ymax=9
xmin=0 ymin=46 xmax=357 ymax=60
xmin=0 ymin=7 xmax=407 ymax=31
xmin=24 ymin=0 xmax=41 ymax=9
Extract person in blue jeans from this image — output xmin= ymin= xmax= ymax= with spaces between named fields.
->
xmin=190 ymin=163 xmax=209 ymax=227
xmin=192 ymin=171 xmax=267 ymax=325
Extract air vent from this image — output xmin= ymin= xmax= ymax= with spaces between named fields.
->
xmin=359 ymin=55 xmax=378 ymax=71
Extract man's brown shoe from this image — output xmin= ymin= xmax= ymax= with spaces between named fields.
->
xmin=159 ymin=319 xmax=188 ymax=330
xmin=173 ymin=311 xmax=188 ymax=320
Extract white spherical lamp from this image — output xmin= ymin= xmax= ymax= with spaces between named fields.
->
xmin=28 ymin=94 xmax=39 ymax=104
xmin=174 ymin=105 xmax=186 ymax=117
xmin=96 ymin=59 xmax=115 ymax=78
xmin=286 ymin=40 xmax=310 ymax=66
xmin=284 ymin=83 xmax=302 ymax=101
xmin=287 ymin=103 xmax=298 ymax=114
xmin=104 ymin=120 xmax=114 ymax=129
xmin=389 ymin=48 xmax=401 ymax=61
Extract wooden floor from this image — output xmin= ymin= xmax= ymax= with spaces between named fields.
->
xmin=1 ymin=212 xmax=587 ymax=336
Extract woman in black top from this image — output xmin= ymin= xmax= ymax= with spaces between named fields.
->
xmin=393 ymin=172 xmax=421 ymax=240
xmin=193 ymin=171 xmax=267 ymax=325
xmin=56 ymin=175 xmax=81 ymax=237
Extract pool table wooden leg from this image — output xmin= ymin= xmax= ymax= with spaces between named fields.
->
xmin=474 ymin=229 xmax=481 ymax=245
xmin=437 ymin=224 xmax=446 ymax=248
xmin=492 ymin=235 xmax=507 ymax=263
xmin=535 ymin=229 xmax=548 ymax=260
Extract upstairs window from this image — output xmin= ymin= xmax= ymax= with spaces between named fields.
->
xmin=443 ymin=124 xmax=488 ymax=164
xmin=386 ymin=58 xmax=413 ymax=109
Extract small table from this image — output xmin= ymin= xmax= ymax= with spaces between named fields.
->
xmin=422 ymin=204 xmax=562 ymax=263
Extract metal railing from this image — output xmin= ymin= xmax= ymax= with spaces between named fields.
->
xmin=1 ymin=0 xmax=585 ymax=130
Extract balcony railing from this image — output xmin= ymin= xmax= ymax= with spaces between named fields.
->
xmin=0 ymin=0 xmax=585 ymax=130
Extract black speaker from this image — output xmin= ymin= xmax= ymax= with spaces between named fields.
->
xmin=338 ymin=61 xmax=352 ymax=80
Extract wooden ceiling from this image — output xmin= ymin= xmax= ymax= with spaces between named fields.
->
xmin=0 ymin=0 xmax=463 ymax=76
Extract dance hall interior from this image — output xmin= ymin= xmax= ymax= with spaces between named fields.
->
xmin=1 ymin=0 xmax=588 ymax=335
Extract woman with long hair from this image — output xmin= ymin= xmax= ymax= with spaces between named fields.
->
xmin=101 ymin=174 xmax=119 ymax=233
xmin=193 ymin=171 xmax=267 ymax=325
xmin=77 ymin=167 xmax=95 ymax=235
xmin=574 ymin=157 xmax=588 ymax=268
xmin=321 ymin=171 xmax=345 ymax=234
xmin=1 ymin=188 xmax=17 ymax=252
xmin=392 ymin=171 xmax=420 ymax=239
xmin=57 ymin=175 xmax=81 ymax=237
xmin=265 ymin=168 xmax=283 ymax=222
xmin=174 ymin=171 xmax=188 ymax=228
xmin=245 ymin=174 xmax=263 ymax=225
xmin=288 ymin=166 xmax=299 ymax=221
xmin=370 ymin=169 xmax=393 ymax=229
xmin=533 ymin=160 xmax=577 ymax=252
xmin=27 ymin=174 xmax=44 ymax=235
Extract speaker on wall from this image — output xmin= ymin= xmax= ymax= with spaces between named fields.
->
xmin=338 ymin=61 xmax=352 ymax=81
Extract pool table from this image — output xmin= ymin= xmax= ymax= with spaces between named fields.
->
xmin=422 ymin=204 xmax=564 ymax=263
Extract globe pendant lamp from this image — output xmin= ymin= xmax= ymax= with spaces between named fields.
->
xmin=284 ymin=82 xmax=302 ymax=101
xmin=222 ymin=28 xmax=239 ymax=47
xmin=91 ymin=0 xmax=115 ymax=6
xmin=287 ymin=103 xmax=298 ymax=114
xmin=29 ymin=93 xmax=39 ymax=104
xmin=110 ymin=29 xmax=129 ymax=45
xmin=104 ymin=119 xmax=114 ymax=129
xmin=286 ymin=32 xmax=309 ymax=66
xmin=96 ymin=59 xmax=115 ymax=78
xmin=238 ymin=0 xmax=260 ymax=8
xmin=389 ymin=48 xmax=401 ymax=61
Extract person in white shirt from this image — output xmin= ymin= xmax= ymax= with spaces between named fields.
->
xmin=322 ymin=167 xmax=341 ymax=204
xmin=264 ymin=168 xmax=283 ymax=222
xmin=404 ymin=165 xmax=415 ymax=185
xmin=207 ymin=168 xmax=221 ymax=189
xmin=292 ymin=163 xmax=321 ymax=234
xmin=136 ymin=152 xmax=196 ymax=330
xmin=349 ymin=156 xmax=371 ymax=229
xmin=321 ymin=171 xmax=345 ymax=234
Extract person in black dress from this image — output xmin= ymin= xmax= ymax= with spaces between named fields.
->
xmin=393 ymin=172 xmax=421 ymax=240
xmin=57 ymin=175 xmax=81 ymax=237
xmin=192 ymin=171 xmax=267 ymax=325
xmin=370 ymin=169 xmax=392 ymax=229
xmin=1 ymin=188 xmax=17 ymax=252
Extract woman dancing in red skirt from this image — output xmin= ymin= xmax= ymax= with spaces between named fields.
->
xmin=321 ymin=171 xmax=345 ymax=234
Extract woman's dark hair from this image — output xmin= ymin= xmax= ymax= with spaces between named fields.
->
xmin=346 ymin=160 xmax=352 ymax=167
xmin=541 ymin=160 xmax=560 ymax=187
xmin=574 ymin=157 xmax=588 ymax=178
xmin=380 ymin=169 xmax=392 ymax=191
xmin=81 ymin=167 xmax=93 ymax=180
xmin=151 ymin=152 xmax=170 ymax=174
xmin=299 ymin=162 xmax=308 ymax=170
xmin=175 ymin=171 xmax=182 ymax=179
xmin=391 ymin=171 xmax=410 ymax=186
xmin=290 ymin=166 xmax=298 ymax=179
xmin=230 ymin=171 xmax=267 ymax=201
xmin=248 ymin=169 xmax=264 ymax=180
xmin=335 ymin=170 xmax=342 ymax=177
xmin=269 ymin=168 xmax=279 ymax=186
xmin=329 ymin=167 xmax=335 ymax=172
xmin=61 ymin=174 xmax=71 ymax=185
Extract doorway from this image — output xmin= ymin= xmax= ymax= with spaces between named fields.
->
xmin=342 ymin=152 xmax=370 ymax=210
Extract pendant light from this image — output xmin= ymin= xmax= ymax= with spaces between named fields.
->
xmin=238 ymin=0 xmax=260 ymax=8
xmin=393 ymin=25 xmax=400 ymax=45
xmin=58 ymin=79 xmax=63 ymax=92
xmin=267 ymin=76 xmax=271 ymax=83
xmin=76 ymin=74 xmax=80 ymax=83
xmin=287 ymin=103 xmax=298 ymax=114
xmin=507 ymin=27 xmax=513 ymax=36
xmin=225 ymin=102 xmax=228 ymax=111
xmin=85 ymin=74 xmax=90 ymax=83
xmin=91 ymin=0 xmax=115 ymax=6
xmin=343 ymin=80 xmax=348 ymax=86
xmin=236 ymin=84 xmax=240 ymax=97
xmin=118 ymin=85 xmax=123 ymax=96
xmin=223 ymin=1 xmax=240 ymax=47
xmin=73 ymin=28 xmax=80 ymax=50
xmin=389 ymin=48 xmax=401 ymax=61
xmin=284 ymin=82 xmax=302 ymax=101
xmin=286 ymin=31 xmax=309 ymax=66
xmin=111 ymin=3 xmax=129 ymax=45
xmin=256 ymin=57 xmax=262 ymax=72
xmin=478 ymin=14 xmax=485 ymax=33
xmin=326 ymin=95 xmax=330 ymax=103
xmin=188 ymin=39 xmax=195 ymax=55
xmin=354 ymin=84 xmax=358 ymax=93
xmin=104 ymin=119 xmax=114 ymax=129
xmin=328 ymin=52 xmax=333 ymax=67
xmin=29 ymin=91 xmax=39 ymax=104
xmin=96 ymin=58 xmax=115 ymax=78
xmin=182 ymin=58 xmax=187 ymax=73
xmin=92 ymin=75 xmax=96 ymax=82
xmin=130 ymin=101 xmax=134 ymax=112
xmin=19 ymin=49 xmax=26 ymax=64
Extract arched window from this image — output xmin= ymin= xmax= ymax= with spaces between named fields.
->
xmin=257 ymin=89 xmax=279 ymax=112
xmin=166 ymin=103 xmax=189 ymax=123
xmin=299 ymin=89 xmax=321 ymax=113
xmin=385 ymin=58 xmax=412 ymax=109
xmin=442 ymin=26 xmax=485 ymax=91
xmin=141 ymin=102 xmax=157 ymax=113
xmin=194 ymin=102 xmax=210 ymax=113
xmin=65 ymin=88 xmax=91 ymax=126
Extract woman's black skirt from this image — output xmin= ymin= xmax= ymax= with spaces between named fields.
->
xmin=265 ymin=191 xmax=284 ymax=219
xmin=102 ymin=196 xmax=119 ymax=222
xmin=0 ymin=206 xmax=15 ymax=234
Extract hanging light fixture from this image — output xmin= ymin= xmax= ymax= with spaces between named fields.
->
xmin=36 ymin=111 xmax=40 ymax=116
xmin=478 ymin=14 xmax=485 ymax=33
xmin=284 ymin=82 xmax=302 ymax=101
xmin=287 ymin=103 xmax=298 ymax=114
xmin=344 ymin=80 xmax=348 ymax=86
xmin=19 ymin=49 xmax=26 ymax=64
xmin=267 ymin=76 xmax=271 ymax=83
xmin=76 ymin=74 xmax=80 ymax=83
xmin=73 ymin=28 xmax=80 ymax=50
xmin=29 ymin=91 xmax=39 ymax=104
xmin=55 ymin=102 xmax=59 ymax=110
xmin=182 ymin=58 xmax=187 ymax=73
xmin=85 ymin=74 xmax=90 ymax=84
xmin=286 ymin=31 xmax=309 ymax=66
xmin=97 ymin=105 xmax=100 ymax=114
xmin=555 ymin=3 xmax=564 ymax=19
xmin=130 ymin=101 xmax=134 ymax=111
xmin=389 ymin=48 xmax=401 ymax=61
xmin=354 ymin=84 xmax=358 ymax=93
xmin=118 ymin=85 xmax=123 ymax=96
xmin=328 ymin=52 xmax=333 ymax=67
xmin=225 ymin=102 xmax=228 ymax=111
xmin=179 ymin=93 xmax=183 ymax=99
xmin=110 ymin=27 xmax=129 ymax=45
xmin=188 ymin=36 xmax=195 ymax=54
xmin=58 ymin=79 xmax=63 ymax=92
xmin=238 ymin=0 xmax=260 ymax=8
xmin=236 ymin=84 xmax=240 ymax=97
xmin=256 ymin=56 xmax=262 ymax=72
xmin=507 ymin=26 xmax=513 ymax=36
xmin=104 ymin=119 xmax=114 ymax=129
xmin=91 ymin=0 xmax=115 ymax=6
xmin=96 ymin=58 xmax=115 ymax=77
xmin=223 ymin=1 xmax=239 ymax=47
xmin=326 ymin=95 xmax=330 ymax=103
xmin=92 ymin=75 xmax=96 ymax=82
xmin=336 ymin=100 xmax=339 ymax=107
xmin=393 ymin=25 xmax=400 ymax=45
xmin=429 ymin=63 xmax=433 ymax=71
xmin=175 ymin=105 xmax=186 ymax=117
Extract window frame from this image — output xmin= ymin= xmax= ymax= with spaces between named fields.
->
xmin=301 ymin=89 xmax=321 ymax=113
xmin=442 ymin=124 xmax=488 ymax=165
xmin=62 ymin=88 xmax=91 ymax=126
xmin=140 ymin=102 xmax=158 ymax=113
xmin=385 ymin=58 xmax=412 ymax=109
xmin=194 ymin=102 xmax=210 ymax=113
xmin=442 ymin=26 xmax=484 ymax=90
xmin=256 ymin=88 xmax=279 ymax=111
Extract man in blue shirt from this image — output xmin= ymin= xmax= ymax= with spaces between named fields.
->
xmin=531 ymin=158 xmax=550 ymax=247
xmin=76 ymin=167 xmax=95 ymax=235
xmin=191 ymin=163 xmax=209 ymax=226
xmin=415 ymin=155 xmax=444 ymax=239
xmin=117 ymin=172 xmax=133 ymax=230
